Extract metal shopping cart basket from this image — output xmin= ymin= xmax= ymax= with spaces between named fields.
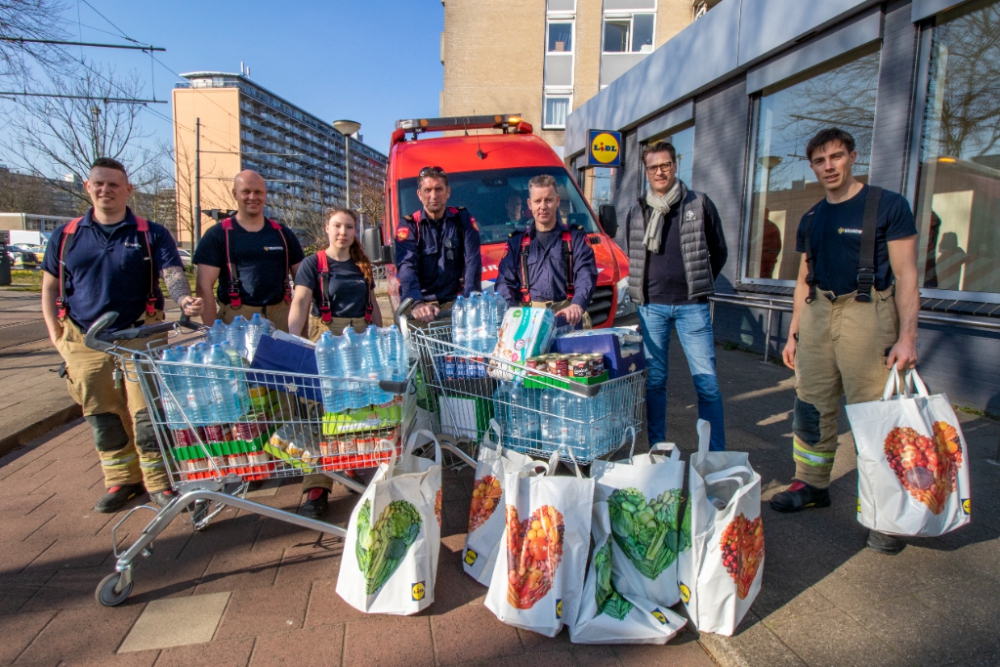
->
xmin=399 ymin=304 xmax=645 ymax=465
xmin=83 ymin=311 xmax=419 ymax=606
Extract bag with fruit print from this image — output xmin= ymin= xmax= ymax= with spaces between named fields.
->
xmin=676 ymin=419 xmax=764 ymax=636
xmin=336 ymin=430 xmax=442 ymax=615
xmin=463 ymin=419 xmax=543 ymax=586
xmin=846 ymin=367 xmax=971 ymax=537
xmin=590 ymin=429 xmax=687 ymax=608
xmin=570 ymin=501 xmax=688 ymax=645
xmin=485 ymin=446 xmax=595 ymax=637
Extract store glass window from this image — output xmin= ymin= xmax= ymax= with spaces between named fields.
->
xmin=644 ymin=124 xmax=695 ymax=191
xmin=915 ymin=0 xmax=1000 ymax=295
xmin=548 ymin=22 xmax=573 ymax=52
xmin=744 ymin=48 xmax=881 ymax=282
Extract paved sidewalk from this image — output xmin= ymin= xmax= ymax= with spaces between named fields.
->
xmin=0 ymin=338 xmax=998 ymax=667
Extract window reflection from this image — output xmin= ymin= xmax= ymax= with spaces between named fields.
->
xmin=916 ymin=0 xmax=1000 ymax=295
xmin=744 ymin=50 xmax=881 ymax=281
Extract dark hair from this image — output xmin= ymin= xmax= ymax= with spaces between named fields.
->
xmin=642 ymin=140 xmax=676 ymax=164
xmin=805 ymin=128 xmax=856 ymax=161
xmin=326 ymin=207 xmax=373 ymax=287
xmin=90 ymin=157 xmax=128 ymax=176
xmin=417 ymin=166 xmax=448 ymax=188
xmin=528 ymin=174 xmax=558 ymax=192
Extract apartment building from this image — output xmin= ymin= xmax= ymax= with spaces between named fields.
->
xmin=173 ymin=72 xmax=387 ymax=248
xmin=439 ymin=0 xmax=716 ymax=155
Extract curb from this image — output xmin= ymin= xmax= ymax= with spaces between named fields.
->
xmin=698 ymin=634 xmax=744 ymax=667
xmin=0 ymin=403 xmax=83 ymax=458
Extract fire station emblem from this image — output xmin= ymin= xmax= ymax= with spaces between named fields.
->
xmin=470 ymin=217 xmax=479 ymax=232
xmin=396 ymin=227 xmax=410 ymax=242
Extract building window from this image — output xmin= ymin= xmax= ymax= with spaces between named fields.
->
xmin=548 ymin=22 xmax=573 ymax=52
xmin=915 ymin=0 xmax=1000 ymax=296
xmin=644 ymin=124 xmax=696 ymax=192
xmin=603 ymin=13 xmax=654 ymax=53
xmin=543 ymin=95 xmax=571 ymax=129
xmin=743 ymin=48 xmax=881 ymax=283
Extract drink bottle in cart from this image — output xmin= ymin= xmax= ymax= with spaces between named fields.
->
xmin=315 ymin=332 xmax=348 ymax=413
xmin=550 ymin=391 xmax=569 ymax=452
xmin=381 ymin=325 xmax=408 ymax=381
xmin=452 ymin=296 xmax=468 ymax=348
xmin=207 ymin=344 xmax=242 ymax=422
xmin=566 ymin=394 xmax=590 ymax=459
xmin=227 ymin=315 xmax=248 ymax=359
xmin=469 ymin=292 xmax=486 ymax=353
xmin=207 ymin=319 xmax=228 ymax=346
xmin=339 ymin=328 xmax=366 ymax=409
xmin=492 ymin=382 xmax=513 ymax=438
xmin=540 ymin=387 xmax=557 ymax=442
xmin=245 ymin=313 xmax=270 ymax=361
xmin=182 ymin=344 xmax=213 ymax=426
xmin=508 ymin=383 xmax=539 ymax=448
xmin=159 ymin=346 xmax=187 ymax=426
xmin=360 ymin=326 xmax=390 ymax=405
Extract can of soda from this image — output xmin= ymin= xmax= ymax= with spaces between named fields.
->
xmin=456 ymin=356 xmax=467 ymax=380
xmin=443 ymin=355 xmax=456 ymax=380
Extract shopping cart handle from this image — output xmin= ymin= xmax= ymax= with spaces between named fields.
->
xmin=379 ymin=378 xmax=410 ymax=395
xmin=84 ymin=312 xmax=120 ymax=353
xmin=85 ymin=311 xmax=200 ymax=352
xmin=395 ymin=297 xmax=452 ymax=324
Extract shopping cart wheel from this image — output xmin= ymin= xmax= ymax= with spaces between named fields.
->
xmin=95 ymin=571 xmax=133 ymax=607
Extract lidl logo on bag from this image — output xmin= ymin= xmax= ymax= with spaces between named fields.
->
xmin=411 ymin=582 xmax=426 ymax=601
xmin=962 ymin=498 xmax=971 ymax=515
xmin=651 ymin=609 xmax=668 ymax=625
xmin=679 ymin=583 xmax=691 ymax=604
xmin=556 ymin=599 xmax=563 ymax=619
xmin=464 ymin=549 xmax=478 ymax=565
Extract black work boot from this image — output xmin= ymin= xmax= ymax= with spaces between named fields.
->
xmin=867 ymin=530 xmax=904 ymax=555
xmin=94 ymin=483 xmax=145 ymax=513
xmin=299 ymin=488 xmax=329 ymax=519
xmin=149 ymin=489 xmax=178 ymax=509
xmin=769 ymin=481 xmax=831 ymax=513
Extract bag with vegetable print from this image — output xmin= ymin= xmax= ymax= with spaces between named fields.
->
xmin=676 ymin=420 xmax=764 ymax=636
xmin=336 ymin=430 xmax=442 ymax=615
xmin=590 ymin=428 xmax=687 ymax=608
xmin=463 ymin=419 xmax=542 ymax=586
xmin=570 ymin=501 xmax=687 ymax=645
xmin=846 ymin=367 xmax=971 ymax=537
xmin=485 ymin=446 xmax=594 ymax=637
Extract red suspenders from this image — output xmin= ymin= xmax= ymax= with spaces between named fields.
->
xmin=220 ymin=217 xmax=293 ymax=308
xmin=316 ymin=251 xmax=373 ymax=325
xmin=518 ymin=227 xmax=574 ymax=304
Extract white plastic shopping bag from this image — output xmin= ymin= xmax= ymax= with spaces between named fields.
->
xmin=463 ymin=420 xmax=541 ymax=585
xmin=590 ymin=430 xmax=687 ymax=607
xmin=677 ymin=420 xmax=764 ymax=636
xmin=846 ymin=367 xmax=971 ymax=536
xmin=570 ymin=501 xmax=687 ymax=645
xmin=485 ymin=447 xmax=594 ymax=637
xmin=336 ymin=430 xmax=442 ymax=615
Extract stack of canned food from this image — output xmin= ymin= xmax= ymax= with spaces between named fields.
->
xmin=525 ymin=353 xmax=606 ymax=379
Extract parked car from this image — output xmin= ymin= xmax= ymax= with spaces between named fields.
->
xmin=9 ymin=244 xmax=39 ymax=269
xmin=177 ymin=249 xmax=193 ymax=267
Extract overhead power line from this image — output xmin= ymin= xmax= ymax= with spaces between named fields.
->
xmin=0 ymin=90 xmax=166 ymax=104
xmin=0 ymin=36 xmax=165 ymax=51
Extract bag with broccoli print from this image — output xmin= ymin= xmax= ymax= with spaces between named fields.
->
xmin=570 ymin=502 xmax=687 ymax=645
xmin=463 ymin=419 xmax=542 ymax=586
xmin=337 ymin=429 xmax=442 ymax=615
xmin=590 ymin=430 xmax=687 ymax=608
xmin=485 ymin=446 xmax=594 ymax=637
xmin=846 ymin=367 xmax=971 ymax=537
xmin=676 ymin=419 xmax=764 ymax=636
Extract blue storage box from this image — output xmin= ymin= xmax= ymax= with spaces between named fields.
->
xmin=248 ymin=335 xmax=321 ymax=403
xmin=550 ymin=333 xmax=645 ymax=379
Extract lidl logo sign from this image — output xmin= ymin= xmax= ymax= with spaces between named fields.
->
xmin=588 ymin=130 xmax=622 ymax=167
xmin=679 ymin=583 xmax=691 ymax=604
xmin=464 ymin=549 xmax=478 ymax=565
xmin=556 ymin=599 xmax=563 ymax=619
xmin=651 ymin=608 xmax=668 ymax=625
xmin=962 ymin=498 xmax=971 ymax=515
xmin=411 ymin=582 xmax=426 ymax=601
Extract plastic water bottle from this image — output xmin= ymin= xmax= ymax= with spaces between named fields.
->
xmin=381 ymin=325 xmax=408 ymax=381
xmin=566 ymin=394 xmax=589 ymax=459
xmin=206 ymin=344 xmax=241 ymax=422
xmin=540 ymin=388 xmax=557 ymax=442
xmin=551 ymin=391 xmax=570 ymax=452
xmin=361 ymin=326 xmax=390 ymax=405
xmin=452 ymin=295 xmax=468 ymax=349
xmin=227 ymin=315 xmax=248 ymax=359
xmin=481 ymin=292 xmax=498 ymax=354
xmin=315 ymin=332 xmax=347 ymax=413
xmin=493 ymin=291 xmax=507 ymax=328
xmin=218 ymin=342 xmax=249 ymax=413
xmin=159 ymin=346 xmax=187 ymax=426
xmin=492 ymin=382 xmax=513 ymax=440
xmin=339 ymin=328 xmax=366 ymax=409
xmin=468 ymin=292 xmax=485 ymax=353
xmin=245 ymin=313 xmax=268 ymax=362
xmin=207 ymin=319 xmax=228 ymax=346
xmin=508 ymin=383 xmax=533 ymax=447
xmin=182 ymin=344 xmax=213 ymax=426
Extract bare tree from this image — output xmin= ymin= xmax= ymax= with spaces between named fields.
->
xmin=0 ymin=0 xmax=71 ymax=82
xmin=129 ymin=149 xmax=177 ymax=231
xmin=267 ymin=176 xmax=329 ymax=247
xmin=2 ymin=61 xmax=153 ymax=205
xmin=357 ymin=177 xmax=385 ymax=229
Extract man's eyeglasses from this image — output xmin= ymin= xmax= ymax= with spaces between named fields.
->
xmin=419 ymin=166 xmax=446 ymax=177
xmin=645 ymin=162 xmax=675 ymax=174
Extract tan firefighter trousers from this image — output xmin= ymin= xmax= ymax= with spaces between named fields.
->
xmin=792 ymin=287 xmax=899 ymax=488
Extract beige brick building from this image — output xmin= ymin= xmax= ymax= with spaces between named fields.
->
xmin=440 ymin=0 xmax=713 ymax=154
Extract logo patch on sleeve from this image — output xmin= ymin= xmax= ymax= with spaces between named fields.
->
xmin=396 ymin=227 xmax=410 ymax=242
xmin=470 ymin=217 xmax=479 ymax=232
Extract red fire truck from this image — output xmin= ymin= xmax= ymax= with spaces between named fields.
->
xmin=363 ymin=114 xmax=633 ymax=327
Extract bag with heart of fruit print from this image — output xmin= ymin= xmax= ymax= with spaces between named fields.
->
xmin=590 ymin=429 xmax=688 ymax=609
xmin=676 ymin=419 xmax=764 ymax=636
xmin=336 ymin=430 xmax=442 ymax=615
xmin=846 ymin=367 xmax=971 ymax=537
xmin=485 ymin=446 xmax=594 ymax=637
xmin=570 ymin=501 xmax=688 ymax=645
xmin=463 ymin=419 xmax=543 ymax=586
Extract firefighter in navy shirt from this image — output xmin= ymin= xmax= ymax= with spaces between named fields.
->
xmin=394 ymin=166 xmax=481 ymax=322
xmin=194 ymin=170 xmax=305 ymax=330
xmin=496 ymin=174 xmax=597 ymax=326
xmin=40 ymin=158 xmax=203 ymax=513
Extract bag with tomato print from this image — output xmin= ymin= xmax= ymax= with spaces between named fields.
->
xmin=570 ymin=501 xmax=688 ymax=645
xmin=484 ymin=447 xmax=594 ymax=637
xmin=463 ymin=419 xmax=542 ymax=586
xmin=676 ymin=420 xmax=764 ymax=636
xmin=846 ymin=367 xmax=971 ymax=537
xmin=336 ymin=430 xmax=442 ymax=615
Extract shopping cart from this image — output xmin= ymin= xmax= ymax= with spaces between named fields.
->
xmin=84 ymin=311 xmax=419 ymax=606
xmin=398 ymin=299 xmax=645 ymax=465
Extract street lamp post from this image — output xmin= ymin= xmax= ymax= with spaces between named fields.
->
xmin=333 ymin=119 xmax=361 ymax=209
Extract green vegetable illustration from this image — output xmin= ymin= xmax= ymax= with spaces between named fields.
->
xmin=356 ymin=499 xmax=423 ymax=595
xmin=678 ymin=497 xmax=692 ymax=555
xmin=594 ymin=539 xmax=633 ymax=620
xmin=607 ymin=487 xmax=683 ymax=580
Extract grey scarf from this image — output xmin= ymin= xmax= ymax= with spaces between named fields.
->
xmin=643 ymin=181 xmax=682 ymax=253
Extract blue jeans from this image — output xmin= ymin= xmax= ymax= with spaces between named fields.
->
xmin=638 ymin=303 xmax=726 ymax=451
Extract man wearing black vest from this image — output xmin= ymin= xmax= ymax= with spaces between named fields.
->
xmin=623 ymin=140 xmax=728 ymax=451
xmin=194 ymin=170 xmax=305 ymax=330
xmin=770 ymin=128 xmax=919 ymax=556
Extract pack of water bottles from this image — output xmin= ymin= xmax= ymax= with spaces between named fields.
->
xmin=314 ymin=325 xmax=409 ymax=414
xmin=158 ymin=340 xmax=252 ymax=428
xmin=452 ymin=291 xmax=507 ymax=354
xmin=206 ymin=313 xmax=276 ymax=362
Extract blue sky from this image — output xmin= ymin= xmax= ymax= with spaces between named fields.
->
xmin=15 ymin=0 xmax=443 ymax=161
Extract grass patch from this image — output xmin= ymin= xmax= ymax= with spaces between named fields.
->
xmin=955 ymin=405 xmax=1000 ymax=421
xmin=1 ymin=269 xmax=43 ymax=292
